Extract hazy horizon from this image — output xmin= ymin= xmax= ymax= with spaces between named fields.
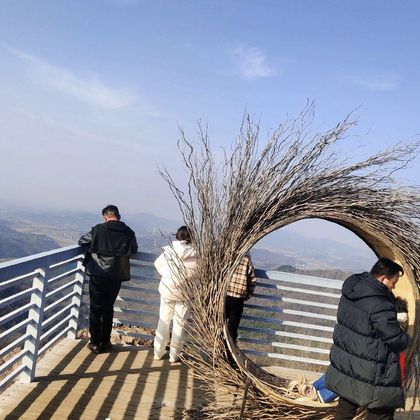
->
xmin=1 ymin=1 xmax=419 ymax=239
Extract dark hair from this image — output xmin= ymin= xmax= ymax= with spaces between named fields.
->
xmin=176 ymin=226 xmax=192 ymax=244
xmin=102 ymin=204 xmax=120 ymax=219
xmin=370 ymin=257 xmax=404 ymax=278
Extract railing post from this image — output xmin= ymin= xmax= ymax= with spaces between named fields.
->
xmin=20 ymin=266 xmax=49 ymax=383
xmin=67 ymin=259 xmax=86 ymax=339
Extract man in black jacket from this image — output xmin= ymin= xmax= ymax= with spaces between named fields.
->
xmin=325 ymin=258 xmax=410 ymax=420
xmin=79 ymin=205 xmax=138 ymax=354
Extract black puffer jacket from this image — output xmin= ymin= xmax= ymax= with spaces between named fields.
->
xmin=325 ymin=272 xmax=410 ymax=409
xmin=78 ymin=221 xmax=138 ymax=281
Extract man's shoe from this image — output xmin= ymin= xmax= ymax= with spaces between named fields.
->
xmin=87 ymin=342 xmax=101 ymax=354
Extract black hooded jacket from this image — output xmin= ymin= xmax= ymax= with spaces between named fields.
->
xmin=325 ymin=272 xmax=410 ymax=409
xmin=78 ymin=220 xmax=138 ymax=281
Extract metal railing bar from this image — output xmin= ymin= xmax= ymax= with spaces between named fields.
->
xmin=0 ymin=286 xmax=37 ymax=307
xmin=0 ymin=349 xmax=28 ymax=376
xmin=0 ymin=270 xmax=38 ymax=292
xmin=0 ymin=245 xmax=82 ymax=280
xmin=0 ymin=302 xmax=34 ymax=327
xmin=0 ymin=318 xmax=31 ymax=340
xmin=47 ymin=268 xmax=80 ymax=285
xmin=238 ymin=326 xmax=333 ymax=343
xmin=46 ymin=278 xmax=79 ymax=298
xmin=44 ymin=290 xmax=77 ymax=313
xmin=42 ymin=302 xmax=75 ymax=327
xmin=255 ymin=269 xmax=343 ymax=290
xmin=271 ymin=342 xmax=330 ymax=354
xmin=114 ymin=307 xmax=158 ymax=318
xmin=241 ymin=314 xmax=334 ymax=332
xmin=257 ymin=282 xmax=341 ymax=299
xmin=243 ymin=349 xmax=330 ymax=366
xmin=238 ymin=337 xmax=330 ymax=355
xmin=251 ymin=291 xmax=339 ymax=310
xmin=0 ymin=364 xmax=25 ymax=391
xmin=282 ymin=297 xmax=338 ymax=309
xmin=0 ymin=333 xmax=30 ymax=359
xmin=38 ymin=325 xmax=72 ymax=355
xmin=40 ymin=313 xmax=74 ymax=342
xmin=49 ymin=255 xmax=83 ymax=269
xmin=243 ymin=303 xmax=337 ymax=321
xmin=250 ymin=292 xmax=338 ymax=310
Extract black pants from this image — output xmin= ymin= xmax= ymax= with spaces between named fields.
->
xmin=335 ymin=397 xmax=395 ymax=420
xmin=88 ymin=276 xmax=121 ymax=346
xmin=225 ymin=296 xmax=245 ymax=343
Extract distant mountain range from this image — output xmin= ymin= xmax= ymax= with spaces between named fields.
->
xmin=251 ymin=229 xmax=376 ymax=272
xmin=0 ymin=207 xmax=376 ymax=272
xmin=0 ymin=222 xmax=60 ymax=260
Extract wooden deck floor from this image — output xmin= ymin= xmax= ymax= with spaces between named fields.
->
xmin=0 ymin=338 xmax=418 ymax=419
xmin=0 ymin=339 xmax=207 ymax=419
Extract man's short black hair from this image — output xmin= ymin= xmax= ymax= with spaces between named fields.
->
xmin=102 ymin=205 xmax=120 ymax=219
xmin=176 ymin=226 xmax=192 ymax=244
xmin=370 ymin=257 xmax=404 ymax=278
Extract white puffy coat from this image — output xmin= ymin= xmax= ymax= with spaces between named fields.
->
xmin=154 ymin=240 xmax=197 ymax=300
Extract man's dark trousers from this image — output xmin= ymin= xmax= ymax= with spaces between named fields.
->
xmin=225 ymin=296 xmax=245 ymax=342
xmin=335 ymin=397 xmax=395 ymax=420
xmin=88 ymin=276 xmax=121 ymax=346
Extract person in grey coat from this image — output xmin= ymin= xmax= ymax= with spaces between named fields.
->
xmin=325 ymin=257 xmax=410 ymax=420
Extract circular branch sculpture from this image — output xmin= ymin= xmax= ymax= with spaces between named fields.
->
xmin=160 ymin=105 xmax=420 ymax=419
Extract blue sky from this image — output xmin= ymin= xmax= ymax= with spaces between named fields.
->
xmin=0 ymin=1 xmax=418 ymax=246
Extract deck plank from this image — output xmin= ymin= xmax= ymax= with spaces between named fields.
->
xmin=1 ymin=338 xmax=418 ymax=419
xmin=0 ymin=339 xmax=207 ymax=420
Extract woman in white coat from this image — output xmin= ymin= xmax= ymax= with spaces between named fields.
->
xmin=154 ymin=226 xmax=197 ymax=362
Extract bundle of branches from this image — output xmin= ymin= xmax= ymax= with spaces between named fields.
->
xmin=160 ymin=104 xmax=420 ymax=419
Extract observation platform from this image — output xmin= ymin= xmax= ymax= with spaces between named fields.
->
xmin=0 ymin=338 xmax=206 ymax=419
xmin=0 ymin=246 xmax=418 ymax=419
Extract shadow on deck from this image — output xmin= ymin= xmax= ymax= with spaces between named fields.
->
xmin=0 ymin=338 xmax=207 ymax=419
xmin=0 ymin=338 xmax=418 ymax=419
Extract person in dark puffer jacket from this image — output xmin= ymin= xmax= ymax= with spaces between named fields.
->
xmin=325 ymin=257 xmax=410 ymax=420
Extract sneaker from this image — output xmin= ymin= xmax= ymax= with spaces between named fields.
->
xmin=169 ymin=357 xmax=180 ymax=363
xmin=87 ymin=342 xmax=101 ymax=354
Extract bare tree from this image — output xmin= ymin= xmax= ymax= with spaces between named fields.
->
xmin=160 ymin=104 xmax=420 ymax=419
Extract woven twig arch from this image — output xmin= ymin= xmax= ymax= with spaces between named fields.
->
xmin=160 ymin=106 xmax=420 ymax=419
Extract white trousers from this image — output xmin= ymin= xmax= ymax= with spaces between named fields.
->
xmin=154 ymin=297 xmax=187 ymax=361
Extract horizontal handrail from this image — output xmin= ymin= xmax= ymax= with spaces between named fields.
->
xmin=46 ymin=278 xmax=80 ymax=299
xmin=0 ymin=302 xmax=35 ymax=327
xmin=239 ymin=325 xmax=333 ymax=344
xmin=0 ymin=286 xmax=37 ymax=307
xmin=0 ymin=245 xmax=83 ymax=280
xmin=256 ymin=269 xmax=343 ymax=289
xmin=257 ymin=282 xmax=341 ymax=299
xmin=0 ymin=333 xmax=30 ymax=359
xmin=243 ymin=349 xmax=330 ymax=366
xmin=0 ymin=349 xmax=28 ymax=376
xmin=0 ymin=271 xmax=38 ymax=292
xmin=244 ymin=302 xmax=337 ymax=321
xmin=47 ymin=267 xmax=81 ymax=286
xmin=44 ymin=290 xmax=78 ymax=313
xmin=0 ymin=318 xmax=31 ymax=341
xmin=1 ymin=245 xmax=343 ymax=389
xmin=40 ymin=313 xmax=75 ymax=342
